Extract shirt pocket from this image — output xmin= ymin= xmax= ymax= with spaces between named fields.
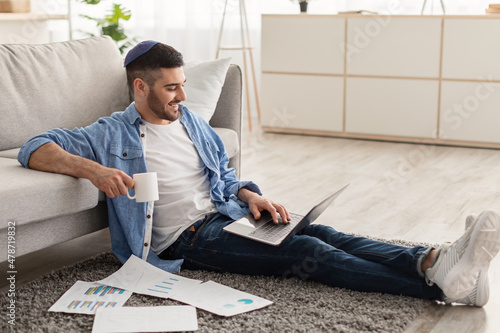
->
xmin=205 ymin=138 xmax=220 ymax=153
xmin=109 ymin=144 xmax=143 ymax=170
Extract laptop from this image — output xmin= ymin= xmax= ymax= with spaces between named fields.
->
xmin=223 ymin=184 xmax=349 ymax=246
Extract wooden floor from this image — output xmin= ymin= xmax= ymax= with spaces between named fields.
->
xmin=241 ymin=130 xmax=500 ymax=333
xmin=2 ymin=128 xmax=500 ymax=332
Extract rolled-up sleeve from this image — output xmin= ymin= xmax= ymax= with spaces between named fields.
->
xmin=17 ymin=124 xmax=100 ymax=169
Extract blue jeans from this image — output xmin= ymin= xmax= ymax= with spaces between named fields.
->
xmin=160 ymin=213 xmax=443 ymax=300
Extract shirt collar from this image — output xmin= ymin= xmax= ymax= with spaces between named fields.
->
xmin=123 ymin=102 xmax=142 ymax=125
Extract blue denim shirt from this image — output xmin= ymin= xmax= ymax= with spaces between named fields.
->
xmin=18 ymin=103 xmax=261 ymax=273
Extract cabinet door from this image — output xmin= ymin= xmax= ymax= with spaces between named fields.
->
xmin=346 ymin=17 xmax=441 ymax=78
xmin=345 ymin=77 xmax=439 ymax=138
xmin=261 ymin=73 xmax=344 ymax=132
xmin=442 ymin=19 xmax=500 ymax=81
xmin=440 ymin=81 xmax=500 ymax=143
xmin=261 ymin=16 xmax=345 ymax=75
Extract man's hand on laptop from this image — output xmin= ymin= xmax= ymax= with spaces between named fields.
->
xmin=237 ymin=188 xmax=291 ymax=224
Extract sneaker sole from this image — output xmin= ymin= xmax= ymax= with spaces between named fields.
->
xmin=474 ymin=265 xmax=490 ymax=307
xmin=443 ymin=210 xmax=500 ymax=299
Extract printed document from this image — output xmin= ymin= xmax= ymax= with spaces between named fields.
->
xmin=92 ymin=305 xmax=198 ymax=333
xmin=97 ymin=255 xmax=202 ymax=299
xmin=170 ymin=280 xmax=273 ymax=317
xmin=48 ymin=281 xmax=132 ymax=315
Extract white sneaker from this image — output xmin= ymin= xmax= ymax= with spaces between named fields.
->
xmin=443 ymin=263 xmax=490 ymax=307
xmin=425 ymin=210 xmax=500 ymax=299
xmin=443 ymin=214 xmax=490 ymax=307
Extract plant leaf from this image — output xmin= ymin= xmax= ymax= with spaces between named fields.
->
xmin=80 ymin=0 xmax=101 ymax=4
xmin=105 ymin=4 xmax=132 ymax=24
xmin=102 ymin=24 xmax=127 ymax=42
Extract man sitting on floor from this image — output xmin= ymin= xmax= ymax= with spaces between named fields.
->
xmin=18 ymin=40 xmax=500 ymax=307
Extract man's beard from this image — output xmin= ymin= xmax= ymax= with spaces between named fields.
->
xmin=147 ymin=89 xmax=180 ymax=122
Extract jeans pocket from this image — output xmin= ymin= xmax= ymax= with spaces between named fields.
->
xmin=179 ymin=228 xmax=193 ymax=243
xmin=190 ymin=219 xmax=211 ymax=245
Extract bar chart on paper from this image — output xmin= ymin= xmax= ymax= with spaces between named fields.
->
xmin=67 ymin=300 xmax=118 ymax=311
xmin=147 ymin=277 xmax=181 ymax=296
xmin=85 ymin=285 xmax=127 ymax=296
xmin=49 ymin=281 xmax=132 ymax=315
xmin=97 ymin=255 xmax=202 ymax=299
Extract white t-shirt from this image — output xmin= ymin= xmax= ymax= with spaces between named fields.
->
xmin=143 ymin=119 xmax=217 ymax=254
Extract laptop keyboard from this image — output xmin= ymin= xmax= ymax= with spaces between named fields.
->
xmin=248 ymin=212 xmax=303 ymax=241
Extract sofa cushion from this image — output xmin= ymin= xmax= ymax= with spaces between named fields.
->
xmin=0 ymin=36 xmax=130 ymax=151
xmin=213 ymin=127 xmax=239 ymax=159
xmin=0 ymin=148 xmax=19 ymax=159
xmin=0 ymin=158 xmax=99 ymax=228
xmin=183 ymin=58 xmax=231 ymax=122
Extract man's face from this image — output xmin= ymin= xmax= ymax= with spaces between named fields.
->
xmin=143 ymin=67 xmax=187 ymax=124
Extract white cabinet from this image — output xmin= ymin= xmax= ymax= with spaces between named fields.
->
xmin=439 ymin=18 xmax=500 ymax=143
xmin=346 ymin=17 xmax=442 ymax=78
xmin=261 ymin=14 xmax=500 ymax=148
xmin=261 ymin=73 xmax=344 ymax=132
xmin=261 ymin=16 xmax=345 ymax=75
xmin=346 ymin=77 xmax=439 ymax=138
xmin=440 ymin=81 xmax=500 ymax=143
xmin=442 ymin=19 xmax=500 ymax=81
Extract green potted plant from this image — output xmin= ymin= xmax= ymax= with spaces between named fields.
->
xmin=79 ymin=0 xmax=136 ymax=54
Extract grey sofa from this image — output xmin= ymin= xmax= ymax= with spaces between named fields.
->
xmin=0 ymin=36 xmax=242 ymax=261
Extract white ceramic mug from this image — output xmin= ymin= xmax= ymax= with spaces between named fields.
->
xmin=127 ymin=172 xmax=159 ymax=202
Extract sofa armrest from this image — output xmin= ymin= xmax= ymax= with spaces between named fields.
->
xmin=210 ymin=64 xmax=242 ymax=176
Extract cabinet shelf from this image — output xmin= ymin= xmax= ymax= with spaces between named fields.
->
xmin=0 ymin=13 xmax=68 ymax=21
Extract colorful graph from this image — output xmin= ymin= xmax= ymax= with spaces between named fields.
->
xmin=49 ymin=281 xmax=132 ymax=315
xmin=238 ymin=299 xmax=253 ymax=304
xmin=84 ymin=285 xmax=126 ymax=296
xmin=67 ymin=300 xmax=118 ymax=311
xmin=223 ymin=298 xmax=254 ymax=308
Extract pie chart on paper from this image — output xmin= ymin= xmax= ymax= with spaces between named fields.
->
xmin=223 ymin=299 xmax=254 ymax=308
xmin=237 ymin=299 xmax=254 ymax=305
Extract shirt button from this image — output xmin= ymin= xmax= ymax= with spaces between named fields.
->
xmin=141 ymin=133 xmax=145 ymax=138
xmin=139 ymin=121 xmax=143 ymax=125
xmin=144 ymin=243 xmax=148 ymax=247
xmin=147 ymin=215 xmax=151 ymax=219
xmin=122 ymin=152 xmax=127 ymax=157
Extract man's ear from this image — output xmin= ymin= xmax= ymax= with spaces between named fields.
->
xmin=133 ymin=78 xmax=148 ymax=97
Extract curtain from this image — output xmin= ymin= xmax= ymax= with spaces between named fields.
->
xmin=98 ymin=0 xmax=492 ymax=61
xmin=41 ymin=0 xmax=494 ymax=61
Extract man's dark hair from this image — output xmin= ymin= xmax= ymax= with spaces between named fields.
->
xmin=125 ymin=43 xmax=184 ymax=93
